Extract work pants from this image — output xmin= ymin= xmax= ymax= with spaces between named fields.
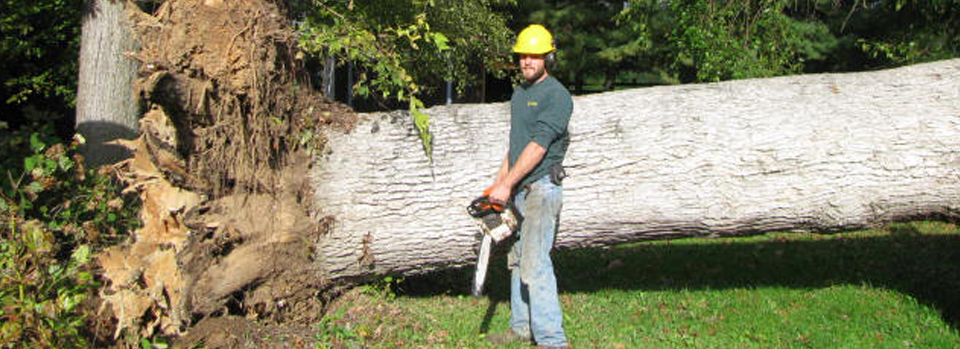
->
xmin=508 ymin=175 xmax=567 ymax=347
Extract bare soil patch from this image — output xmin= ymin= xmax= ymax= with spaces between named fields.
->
xmin=173 ymin=316 xmax=316 ymax=349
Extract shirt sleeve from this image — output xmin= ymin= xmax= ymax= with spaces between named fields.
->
xmin=530 ymin=89 xmax=573 ymax=148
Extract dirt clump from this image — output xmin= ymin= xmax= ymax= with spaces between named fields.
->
xmin=93 ymin=0 xmax=355 ymax=345
xmin=173 ymin=315 xmax=316 ymax=349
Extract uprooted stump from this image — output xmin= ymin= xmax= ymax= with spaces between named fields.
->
xmin=96 ymin=0 xmax=354 ymax=340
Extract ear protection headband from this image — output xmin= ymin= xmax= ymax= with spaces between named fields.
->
xmin=544 ymin=38 xmax=557 ymax=70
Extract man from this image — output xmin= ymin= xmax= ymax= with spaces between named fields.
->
xmin=486 ymin=24 xmax=573 ymax=349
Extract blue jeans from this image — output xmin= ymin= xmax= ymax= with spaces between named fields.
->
xmin=508 ymin=175 xmax=567 ymax=347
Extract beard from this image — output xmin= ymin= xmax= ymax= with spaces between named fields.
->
xmin=523 ymin=64 xmax=546 ymax=84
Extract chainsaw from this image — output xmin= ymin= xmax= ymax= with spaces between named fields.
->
xmin=467 ymin=188 xmax=518 ymax=297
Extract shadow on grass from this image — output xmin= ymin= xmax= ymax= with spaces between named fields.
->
xmin=400 ymin=224 xmax=960 ymax=330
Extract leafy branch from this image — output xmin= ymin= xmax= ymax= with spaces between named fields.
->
xmin=299 ymin=0 xmax=452 ymax=161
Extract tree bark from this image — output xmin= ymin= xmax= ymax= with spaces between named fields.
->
xmin=76 ymin=0 xmax=140 ymax=167
xmin=310 ymin=59 xmax=960 ymax=281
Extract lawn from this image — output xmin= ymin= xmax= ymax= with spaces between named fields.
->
xmin=318 ymin=221 xmax=960 ymax=348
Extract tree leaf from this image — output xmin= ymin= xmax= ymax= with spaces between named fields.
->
xmin=29 ymin=133 xmax=45 ymax=153
xmin=27 ymin=181 xmax=42 ymax=194
xmin=409 ymin=97 xmax=432 ymax=162
xmin=71 ymin=244 xmax=90 ymax=265
xmin=24 ymin=156 xmax=38 ymax=172
xmin=431 ymin=32 xmax=449 ymax=51
xmin=57 ymin=155 xmax=73 ymax=171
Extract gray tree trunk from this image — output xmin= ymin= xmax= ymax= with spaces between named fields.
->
xmin=76 ymin=0 xmax=140 ymax=167
xmin=322 ymin=55 xmax=335 ymax=100
xmin=310 ymin=59 xmax=960 ymax=281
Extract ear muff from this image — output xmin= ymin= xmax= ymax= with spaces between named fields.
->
xmin=515 ymin=50 xmax=555 ymax=69
xmin=543 ymin=38 xmax=556 ymax=70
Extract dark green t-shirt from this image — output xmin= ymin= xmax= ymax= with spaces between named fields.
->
xmin=508 ymin=75 xmax=573 ymax=188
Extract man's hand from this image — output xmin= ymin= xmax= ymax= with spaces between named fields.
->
xmin=487 ymin=142 xmax=547 ymax=205
xmin=487 ymin=182 xmax=512 ymax=206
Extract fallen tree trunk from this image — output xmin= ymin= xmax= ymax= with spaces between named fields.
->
xmin=312 ymin=59 xmax=960 ymax=281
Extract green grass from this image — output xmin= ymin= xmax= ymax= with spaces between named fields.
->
xmin=322 ymin=221 xmax=960 ymax=348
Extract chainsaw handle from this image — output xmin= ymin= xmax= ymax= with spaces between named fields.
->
xmin=467 ymin=195 xmax=503 ymax=218
xmin=481 ymin=185 xmax=509 ymax=208
xmin=482 ymin=186 xmax=507 ymax=208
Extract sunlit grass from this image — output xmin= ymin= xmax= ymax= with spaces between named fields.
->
xmin=321 ymin=221 xmax=960 ymax=348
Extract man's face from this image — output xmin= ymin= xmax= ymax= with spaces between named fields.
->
xmin=519 ymin=53 xmax=547 ymax=84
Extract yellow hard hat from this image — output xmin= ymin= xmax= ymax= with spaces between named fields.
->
xmin=513 ymin=24 xmax=555 ymax=54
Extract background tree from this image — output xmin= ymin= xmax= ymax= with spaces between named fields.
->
xmin=297 ymin=0 xmax=516 ymax=158
xmin=0 ymin=0 xmax=82 ymax=138
xmin=830 ymin=0 xmax=960 ymax=70
xmin=297 ymin=0 xmax=516 ymax=105
xmin=75 ymin=0 xmax=140 ymax=166
xmin=611 ymin=0 xmax=959 ymax=86
xmin=612 ymin=0 xmax=835 ymax=84
xmin=409 ymin=0 xmax=517 ymax=101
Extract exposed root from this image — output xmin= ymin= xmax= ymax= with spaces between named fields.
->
xmin=94 ymin=0 xmax=355 ymax=341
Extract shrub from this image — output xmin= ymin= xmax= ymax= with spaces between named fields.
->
xmin=0 ymin=123 xmax=139 ymax=348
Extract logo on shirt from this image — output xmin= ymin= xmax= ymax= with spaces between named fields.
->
xmin=527 ymin=101 xmax=538 ymax=107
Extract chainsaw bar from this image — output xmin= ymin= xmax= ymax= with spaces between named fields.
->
xmin=472 ymin=234 xmax=493 ymax=297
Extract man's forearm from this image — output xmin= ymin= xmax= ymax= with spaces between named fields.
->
xmin=488 ymin=142 xmax=546 ymax=204
xmin=495 ymin=156 xmax=509 ymax=185
xmin=501 ymin=142 xmax=546 ymax=189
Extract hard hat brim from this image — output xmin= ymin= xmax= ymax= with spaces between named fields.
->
xmin=512 ymin=46 xmax=556 ymax=55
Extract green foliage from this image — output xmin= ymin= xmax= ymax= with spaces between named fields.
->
xmin=409 ymin=97 xmax=432 ymax=162
xmin=139 ymin=336 xmax=170 ymax=349
xmin=300 ymin=4 xmax=435 ymax=101
xmin=297 ymin=0 xmax=515 ymax=159
xmin=1 ymin=127 xmax=139 ymax=244
xmin=668 ymin=0 xmax=807 ymax=82
xmin=0 ymin=123 xmax=140 ymax=348
xmin=298 ymin=0 xmax=514 ymax=99
xmin=413 ymin=0 xmax=516 ymax=92
xmin=524 ymin=0 xmax=831 ymax=88
xmin=0 ymin=0 xmax=81 ymax=103
xmin=0 ymin=223 xmax=93 ymax=348
xmin=313 ymin=308 xmax=360 ymax=349
xmin=0 ymin=0 xmax=82 ymax=127
xmin=612 ymin=0 xmax=821 ymax=83
xmin=544 ymin=0 xmax=960 ymax=88
xmin=844 ymin=0 xmax=960 ymax=68
xmin=359 ymin=275 xmax=404 ymax=300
